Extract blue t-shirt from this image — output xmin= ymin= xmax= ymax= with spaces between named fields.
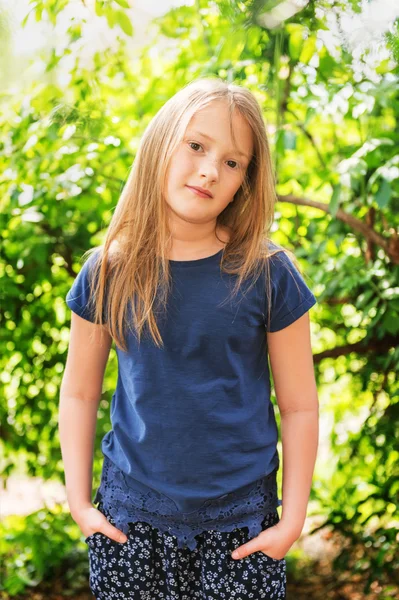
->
xmin=65 ymin=242 xmax=317 ymax=549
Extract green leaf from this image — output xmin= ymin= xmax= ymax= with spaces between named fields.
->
xmin=275 ymin=129 xmax=285 ymax=155
xmin=300 ymin=35 xmax=317 ymax=64
xmin=217 ymin=31 xmax=247 ymax=63
xmin=330 ymin=183 xmax=342 ymax=217
xmin=45 ymin=49 xmax=62 ymax=73
xmin=304 ymin=107 xmax=316 ymax=127
xmin=115 ymin=10 xmax=133 ymax=36
xmin=22 ymin=6 xmax=35 ymax=28
xmin=95 ymin=0 xmax=105 ymax=17
xmin=287 ymin=24 xmax=304 ymax=61
xmin=382 ymin=311 xmax=399 ymax=335
xmin=114 ymin=0 xmax=130 ymax=7
xmin=375 ymin=178 xmax=391 ymax=209
xmin=34 ymin=7 xmax=43 ymax=21
xmin=68 ymin=24 xmax=82 ymax=43
xmin=283 ymin=130 xmax=296 ymax=150
xmin=105 ymin=6 xmax=117 ymax=28
xmin=375 ymin=58 xmax=393 ymax=75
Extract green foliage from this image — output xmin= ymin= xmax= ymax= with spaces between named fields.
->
xmin=0 ymin=506 xmax=89 ymax=594
xmin=1 ymin=0 xmax=398 ymax=596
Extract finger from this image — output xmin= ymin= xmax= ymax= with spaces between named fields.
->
xmin=103 ymin=523 xmax=128 ymax=544
xmin=231 ymin=539 xmax=261 ymax=560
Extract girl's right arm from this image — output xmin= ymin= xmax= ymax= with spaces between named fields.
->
xmin=58 ymin=311 xmax=113 ymax=522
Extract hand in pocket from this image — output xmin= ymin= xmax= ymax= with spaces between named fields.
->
xmin=76 ymin=505 xmax=128 ymax=544
xmin=231 ymin=521 xmax=293 ymax=561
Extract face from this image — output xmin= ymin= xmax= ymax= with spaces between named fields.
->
xmin=164 ymin=100 xmax=254 ymax=227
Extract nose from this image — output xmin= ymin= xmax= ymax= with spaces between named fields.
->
xmin=199 ymin=157 xmax=219 ymax=182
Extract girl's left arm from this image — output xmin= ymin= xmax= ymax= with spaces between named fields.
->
xmin=267 ymin=311 xmax=319 ymax=542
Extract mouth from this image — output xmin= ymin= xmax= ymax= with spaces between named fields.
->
xmin=186 ymin=185 xmax=213 ymax=199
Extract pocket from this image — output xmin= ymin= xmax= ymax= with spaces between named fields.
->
xmin=255 ymin=511 xmax=286 ymax=573
xmin=85 ymin=529 xmax=122 ymax=550
xmin=85 ymin=530 xmax=112 ymax=547
xmin=85 ymin=531 xmax=100 ymax=545
xmin=258 ymin=550 xmax=283 ymax=562
xmin=256 ymin=550 xmax=286 ymax=575
xmin=84 ymin=502 xmax=105 ymax=546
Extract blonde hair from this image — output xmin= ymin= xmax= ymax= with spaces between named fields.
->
xmin=79 ymin=76 xmax=305 ymax=351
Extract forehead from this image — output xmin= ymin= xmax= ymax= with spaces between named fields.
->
xmin=185 ymin=102 xmax=253 ymax=160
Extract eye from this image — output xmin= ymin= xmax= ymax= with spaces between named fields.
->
xmin=226 ymin=160 xmax=239 ymax=170
xmin=188 ymin=141 xmax=202 ymax=151
xmin=188 ymin=141 xmax=240 ymax=170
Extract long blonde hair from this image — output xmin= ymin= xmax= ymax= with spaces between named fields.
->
xmin=79 ymin=77 xmax=304 ymax=351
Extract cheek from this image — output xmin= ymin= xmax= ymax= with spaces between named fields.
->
xmin=167 ymin=153 xmax=192 ymax=185
xmin=226 ymin=176 xmax=243 ymax=196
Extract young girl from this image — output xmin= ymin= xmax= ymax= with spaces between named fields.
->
xmin=59 ymin=77 xmax=319 ymax=600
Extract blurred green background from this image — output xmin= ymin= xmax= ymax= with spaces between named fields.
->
xmin=1 ymin=0 xmax=398 ymax=598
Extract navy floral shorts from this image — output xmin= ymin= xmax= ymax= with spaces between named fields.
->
xmin=85 ymin=501 xmax=287 ymax=599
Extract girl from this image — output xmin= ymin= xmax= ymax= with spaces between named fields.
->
xmin=59 ymin=77 xmax=319 ymax=600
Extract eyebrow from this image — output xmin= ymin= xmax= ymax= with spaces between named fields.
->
xmin=186 ymin=130 xmax=251 ymax=161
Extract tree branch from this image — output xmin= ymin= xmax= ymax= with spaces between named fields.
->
xmin=313 ymin=334 xmax=399 ymax=363
xmin=286 ymin=108 xmax=327 ymax=170
xmin=277 ymin=193 xmax=399 ymax=264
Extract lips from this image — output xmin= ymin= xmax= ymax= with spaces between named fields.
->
xmin=186 ymin=185 xmax=213 ymax=198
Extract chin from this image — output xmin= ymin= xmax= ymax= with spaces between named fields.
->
xmin=177 ymin=207 xmax=214 ymax=223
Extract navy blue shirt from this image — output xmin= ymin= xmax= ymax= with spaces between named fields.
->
xmin=65 ymin=242 xmax=317 ymax=548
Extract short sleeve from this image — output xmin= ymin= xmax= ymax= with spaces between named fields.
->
xmin=66 ymin=251 xmax=101 ymax=323
xmin=265 ymin=247 xmax=317 ymax=332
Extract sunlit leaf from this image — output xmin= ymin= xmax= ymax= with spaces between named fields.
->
xmin=375 ymin=178 xmax=391 ymax=209
xmin=115 ymin=10 xmax=133 ymax=36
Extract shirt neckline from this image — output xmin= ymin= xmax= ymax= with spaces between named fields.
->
xmin=169 ymin=248 xmax=224 ymax=268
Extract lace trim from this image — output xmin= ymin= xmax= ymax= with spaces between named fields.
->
xmin=93 ymin=455 xmax=282 ymax=551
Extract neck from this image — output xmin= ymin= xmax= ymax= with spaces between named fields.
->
xmin=167 ymin=224 xmax=230 ymax=260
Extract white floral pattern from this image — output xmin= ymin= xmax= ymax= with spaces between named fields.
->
xmin=86 ymin=505 xmax=286 ymax=599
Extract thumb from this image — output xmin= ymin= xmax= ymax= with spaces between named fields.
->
xmin=231 ymin=537 xmax=261 ymax=560
xmin=102 ymin=521 xmax=128 ymax=544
